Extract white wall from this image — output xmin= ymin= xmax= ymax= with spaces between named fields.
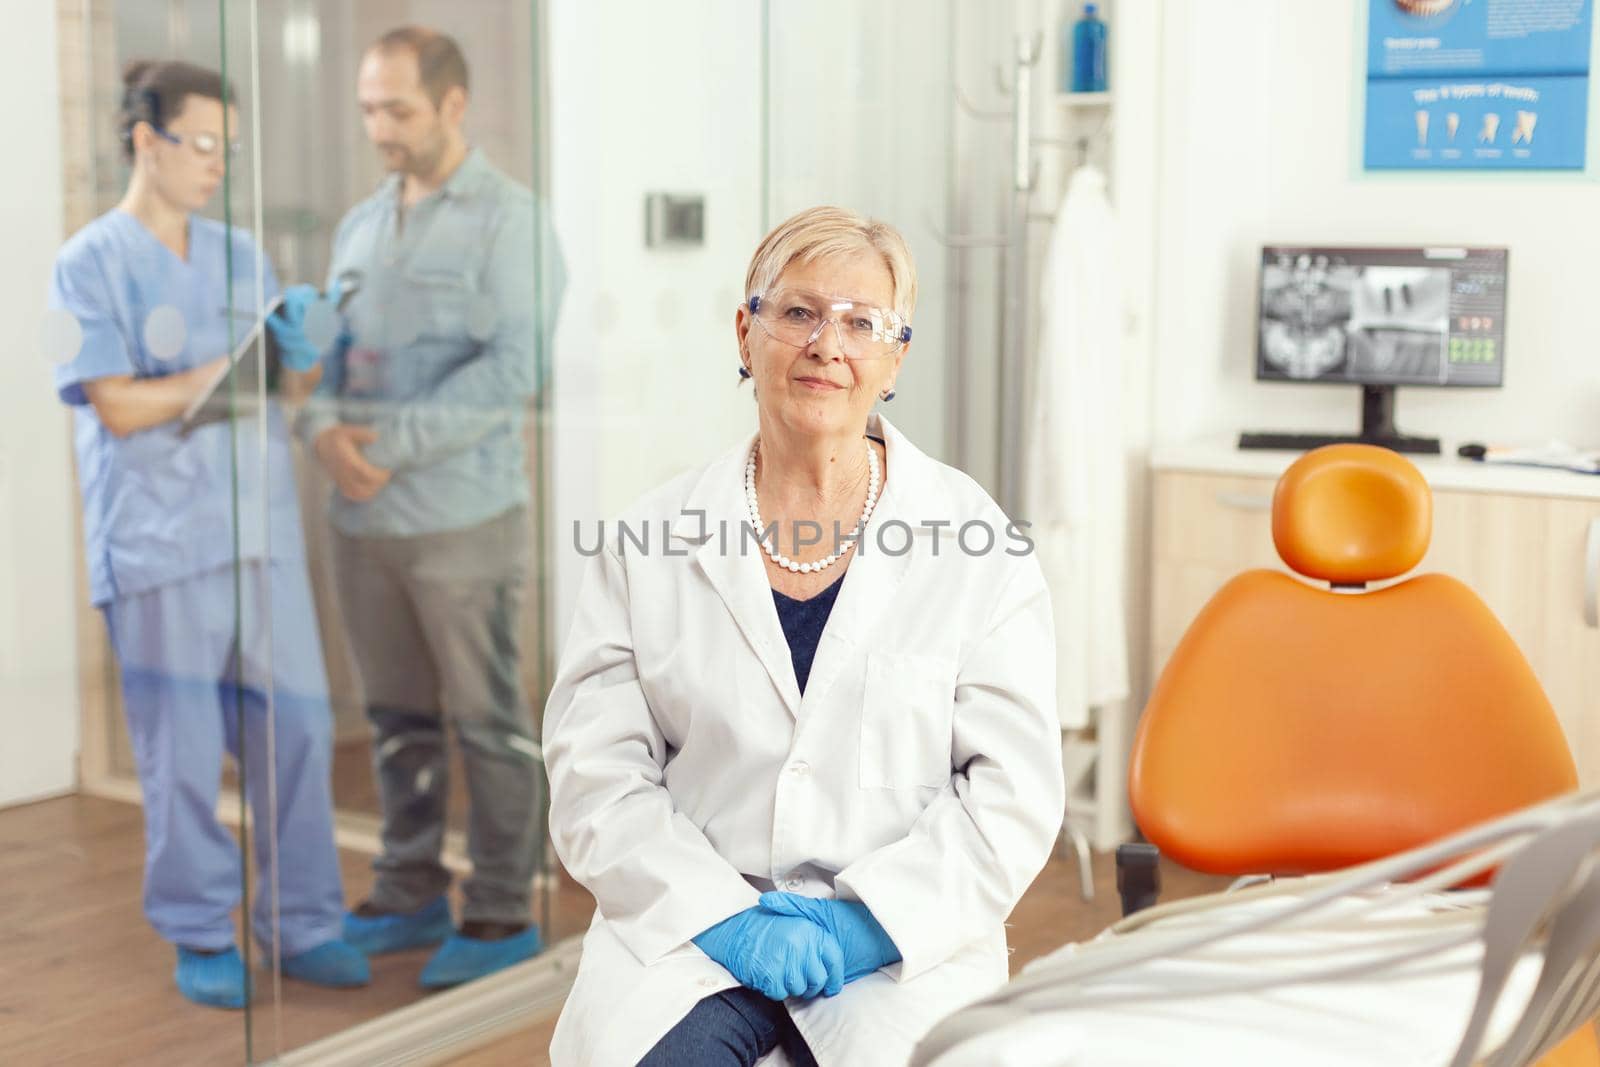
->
xmin=1150 ymin=0 xmax=1600 ymax=450
xmin=1 ymin=4 xmax=80 ymax=807
xmin=548 ymin=0 xmax=767 ymax=638
xmin=766 ymin=0 xmax=955 ymax=465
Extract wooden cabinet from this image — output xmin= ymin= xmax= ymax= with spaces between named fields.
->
xmin=1537 ymin=498 xmax=1600 ymax=783
xmin=1150 ymin=466 xmax=1600 ymax=785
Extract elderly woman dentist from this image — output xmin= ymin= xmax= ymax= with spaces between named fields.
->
xmin=543 ymin=206 xmax=1064 ymax=1065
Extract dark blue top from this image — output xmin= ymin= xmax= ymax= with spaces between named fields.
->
xmin=769 ymin=433 xmax=881 ymax=694
xmin=773 ymin=570 xmax=847 ymax=695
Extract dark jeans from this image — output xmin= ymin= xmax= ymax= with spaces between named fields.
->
xmin=638 ymin=989 xmax=821 ymax=1067
xmin=332 ymin=507 xmax=539 ymax=924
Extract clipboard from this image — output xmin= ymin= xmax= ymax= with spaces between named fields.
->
xmin=178 ymin=294 xmax=286 ymax=436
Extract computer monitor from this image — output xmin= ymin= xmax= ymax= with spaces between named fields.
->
xmin=1242 ymin=245 xmax=1508 ymax=454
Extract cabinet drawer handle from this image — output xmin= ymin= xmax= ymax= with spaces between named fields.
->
xmin=1586 ymin=518 xmax=1600 ymax=629
xmin=1215 ymin=492 xmax=1273 ymax=512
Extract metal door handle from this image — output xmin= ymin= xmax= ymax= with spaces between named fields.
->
xmin=1215 ymin=492 xmax=1273 ymax=512
xmin=1585 ymin=518 xmax=1599 ymax=629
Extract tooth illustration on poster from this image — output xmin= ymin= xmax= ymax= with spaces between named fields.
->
xmin=1363 ymin=0 xmax=1592 ymax=171
xmin=1513 ymin=110 xmax=1537 ymax=144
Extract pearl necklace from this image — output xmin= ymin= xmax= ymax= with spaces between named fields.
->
xmin=745 ymin=439 xmax=881 ymax=574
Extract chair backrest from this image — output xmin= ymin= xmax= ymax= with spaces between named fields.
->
xmin=1129 ymin=444 xmax=1578 ymax=875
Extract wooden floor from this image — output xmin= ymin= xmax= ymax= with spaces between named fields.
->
xmin=444 ymin=845 xmax=1233 ymax=1066
xmin=1 ymin=793 xmax=1231 ymax=1065
xmin=0 ymin=794 xmax=594 ymax=1066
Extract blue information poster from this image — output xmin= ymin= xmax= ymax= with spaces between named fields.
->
xmin=1364 ymin=0 xmax=1593 ymax=170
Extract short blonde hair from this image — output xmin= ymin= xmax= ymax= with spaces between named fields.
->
xmin=744 ymin=206 xmax=918 ymax=319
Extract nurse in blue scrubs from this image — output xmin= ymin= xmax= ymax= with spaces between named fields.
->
xmin=47 ymin=59 xmax=367 ymax=1008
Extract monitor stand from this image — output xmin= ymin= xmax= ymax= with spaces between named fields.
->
xmin=1238 ymin=385 xmax=1441 ymax=455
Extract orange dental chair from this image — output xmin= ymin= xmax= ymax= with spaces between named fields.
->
xmin=1120 ymin=443 xmax=1595 ymax=1064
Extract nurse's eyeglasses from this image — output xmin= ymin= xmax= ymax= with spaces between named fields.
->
xmin=151 ymin=124 xmax=243 ymax=159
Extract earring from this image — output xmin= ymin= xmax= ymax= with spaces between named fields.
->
xmin=738 ymin=365 xmax=751 ymax=380
xmin=880 ymin=386 xmax=896 ymax=402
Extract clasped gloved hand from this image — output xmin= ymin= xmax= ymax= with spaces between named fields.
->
xmin=266 ymin=282 xmax=349 ymax=371
xmin=758 ymin=892 xmax=901 ymax=984
xmin=693 ymin=906 xmax=845 ymax=1002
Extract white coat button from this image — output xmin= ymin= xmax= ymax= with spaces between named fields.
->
xmin=788 ymin=761 xmax=810 ymax=776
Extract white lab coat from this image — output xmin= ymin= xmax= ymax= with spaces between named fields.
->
xmin=544 ymin=412 xmax=1065 ymax=1066
xmin=1021 ymin=164 xmax=1129 ymax=729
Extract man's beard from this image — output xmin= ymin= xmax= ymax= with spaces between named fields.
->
xmin=379 ymin=135 xmax=443 ymax=177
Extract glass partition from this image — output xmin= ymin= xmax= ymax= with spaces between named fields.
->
xmin=53 ymin=0 xmax=558 ymax=1059
xmin=47 ymin=0 xmax=999 ymax=1059
xmin=236 ymin=0 xmax=560 ymax=1057
xmin=48 ymin=0 xmax=261 ymax=1059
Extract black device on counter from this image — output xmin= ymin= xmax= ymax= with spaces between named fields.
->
xmin=1239 ymin=245 xmax=1508 ymax=454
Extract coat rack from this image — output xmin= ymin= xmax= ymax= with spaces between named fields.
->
xmin=932 ymin=31 xmax=1112 ymax=517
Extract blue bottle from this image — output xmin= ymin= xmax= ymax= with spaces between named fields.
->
xmin=1068 ymin=3 xmax=1108 ymax=93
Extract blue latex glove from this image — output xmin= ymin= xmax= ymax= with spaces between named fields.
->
xmin=267 ymin=282 xmax=346 ymax=371
xmin=758 ymin=892 xmax=901 ymax=984
xmin=692 ymin=906 xmax=845 ymax=1001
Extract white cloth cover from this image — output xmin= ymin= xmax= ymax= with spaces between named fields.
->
xmin=925 ymin=887 xmax=1545 ymax=1067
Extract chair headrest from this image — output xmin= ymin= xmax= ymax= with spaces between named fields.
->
xmin=1272 ymin=444 xmax=1431 ymax=584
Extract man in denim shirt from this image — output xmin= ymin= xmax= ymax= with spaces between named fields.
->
xmin=289 ymin=25 xmax=563 ymax=989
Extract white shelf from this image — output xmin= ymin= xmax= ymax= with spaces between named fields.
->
xmin=1057 ymin=91 xmax=1113 ymax=108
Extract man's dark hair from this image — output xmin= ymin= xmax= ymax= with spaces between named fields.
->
xmin=370 ymin=26 xmax=470 ymax=107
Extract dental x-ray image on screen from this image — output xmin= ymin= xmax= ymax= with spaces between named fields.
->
xmin=1345 ymin=266 xmax=1449 ymax=379
xmin=1256 ymin=246 xmax=1506 ymax=388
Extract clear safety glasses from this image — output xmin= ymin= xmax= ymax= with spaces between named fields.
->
xmin=153 ymin=125 xmax=243 ymax=159
xmin=748 ymin=287 xmax=912 ymax=359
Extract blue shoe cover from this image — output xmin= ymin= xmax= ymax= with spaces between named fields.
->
xmin=280 ymin=939 xmax=371 ymax=988
xmin=342 ymin=896 xmax=454 ymax=955
xmin=419 ymin=926 xmax=542 ymax=990
xmin=175 ymin=946 xmax=249 ymax=1009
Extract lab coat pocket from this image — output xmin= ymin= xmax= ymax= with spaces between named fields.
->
xmin=859 ymin=652 xmax=957 ymax=789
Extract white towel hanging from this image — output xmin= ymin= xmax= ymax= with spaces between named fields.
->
xmin=1020 ymin=163 xmax=1129 ymax=729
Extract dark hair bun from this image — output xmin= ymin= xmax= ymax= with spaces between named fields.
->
xmin=115 ymin=60 xmax=232 ymax=161
xmin=122 ymin=60 xmax=154 ymax=89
